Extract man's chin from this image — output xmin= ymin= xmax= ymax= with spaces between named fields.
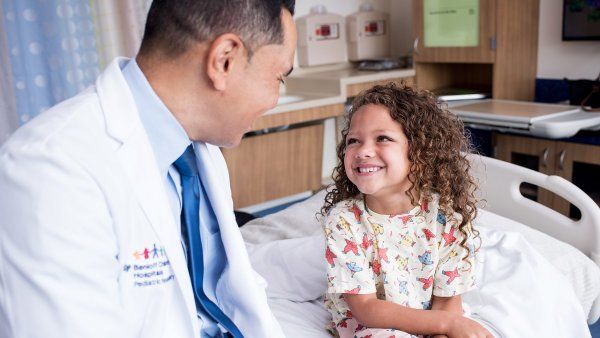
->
xmin=193 ymin=129 xmax=246 ymax=148
xmin=215 ymin=135 xmax=243 ymax=149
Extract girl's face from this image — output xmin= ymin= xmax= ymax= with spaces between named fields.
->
xmin=344 ymin=104 xmax=412 ymax=203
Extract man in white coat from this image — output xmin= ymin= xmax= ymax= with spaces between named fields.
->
xmin=0 ymin=1 xmax=296 ymax=337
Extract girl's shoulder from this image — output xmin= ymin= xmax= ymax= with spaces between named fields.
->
xmin=424 ymin=193 xmax=466 ymax=228
xmin=326 ymin=197 xmax=365 ymax=220
xmin=421 ymin=193 xmax=459 ymax=226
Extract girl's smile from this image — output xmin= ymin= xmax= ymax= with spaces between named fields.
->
xmin=344 ymin=104 xmax=413 ymax=214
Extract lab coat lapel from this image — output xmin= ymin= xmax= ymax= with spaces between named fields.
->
xmin=96 ymin=58 xmax=199 ymax=334
xmin=194 ymin=142 xmax=284 ymax=337
xmin=116 ymin=132 xmax=198 ymax=320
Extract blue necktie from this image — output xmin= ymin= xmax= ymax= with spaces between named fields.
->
xmin=173 ymin=145 xmax=242 ymax=338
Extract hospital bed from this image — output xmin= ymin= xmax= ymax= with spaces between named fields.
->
xmin=241 ymin=154 xmax=600 ymax=337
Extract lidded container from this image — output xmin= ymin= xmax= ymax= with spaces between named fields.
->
xmin=346 ymin=4 xmax=390 ymax=61
xmin=296 ymin=5 xmax=347 ymax=67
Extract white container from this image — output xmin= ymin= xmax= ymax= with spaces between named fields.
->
xmin=347 ymin=4 xmax=390 ymax=61
xmin=296 ymin=6 xmax=347 ymax=67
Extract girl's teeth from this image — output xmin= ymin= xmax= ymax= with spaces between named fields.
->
xmin=358 ymin=167 xmax=380 ymax=173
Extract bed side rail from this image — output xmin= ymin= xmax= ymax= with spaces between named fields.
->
xmin=468 ymin=154 xmax=600 ymax=266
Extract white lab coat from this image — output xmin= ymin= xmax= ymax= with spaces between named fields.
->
xmin=0 ymin=58 xmax=285 ymax=338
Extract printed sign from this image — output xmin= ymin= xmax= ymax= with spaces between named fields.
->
xmin=424 ymin=0 xmax=479 ymax=47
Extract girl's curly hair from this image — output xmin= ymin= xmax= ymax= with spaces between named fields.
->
xmin=322 ymin=82 xmax=479 ymax=260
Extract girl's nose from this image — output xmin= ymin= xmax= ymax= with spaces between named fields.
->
xmin=355 ymin=143 xmax=374 ymax=159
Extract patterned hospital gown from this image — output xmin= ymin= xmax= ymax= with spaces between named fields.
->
xmin=324 ymin=195 xmax=476 ymax=338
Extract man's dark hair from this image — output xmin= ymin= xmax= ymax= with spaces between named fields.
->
xmin=139 ymin=0 xmax=295 ymax=59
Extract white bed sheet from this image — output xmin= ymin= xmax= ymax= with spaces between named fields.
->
xmin=475 ymin=209 xmax=600 ymax=319
xmin=241 ymin=191 xmax=600 ymax=337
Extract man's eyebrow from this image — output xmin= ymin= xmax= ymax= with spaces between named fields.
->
xmin=283 ymin=66 xmax=294 ymax=77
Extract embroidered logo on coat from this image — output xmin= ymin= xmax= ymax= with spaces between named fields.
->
xmin=125 ymin=243 xmax=174 ymax=287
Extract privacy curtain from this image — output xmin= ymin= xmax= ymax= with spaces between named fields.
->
xmin=0 ymin=0 xmax=151 ymax=144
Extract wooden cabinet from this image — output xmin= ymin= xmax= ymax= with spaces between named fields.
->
xmin=222 ymin=124 xmax=324 ymax=208
xmin=412 ymin=0 xmax=539 ymax=101
xmin=494 ymin=133 xmax=600 ymax=218
xmin=554 ymin=141 xmax=600 ymax=216
xmin=222 ymin=102 xmax=345 ymax=208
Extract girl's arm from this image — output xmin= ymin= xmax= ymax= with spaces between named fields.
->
xmin=429 ymin=295 xmax=464 ymax=338
xmin=431 ymin=295 xmax=463 ymax=313
xmin=343 ymin=293 xmax=492 ymax=337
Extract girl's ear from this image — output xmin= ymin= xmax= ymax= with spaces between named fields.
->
xmin=205 ymin=33 xmax=245 ymax=91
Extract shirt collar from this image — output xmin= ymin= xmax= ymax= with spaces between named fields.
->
xmin=121 ymin=59 xmax=190 ymax=176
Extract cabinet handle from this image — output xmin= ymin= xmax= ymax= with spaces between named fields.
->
xmin=413 ymin=37 xmax=420 ymax=55
xmin=541 ymin=148 xmax=549 ymax=168
xmin=558 ymin=149 xmax=566 ymax=170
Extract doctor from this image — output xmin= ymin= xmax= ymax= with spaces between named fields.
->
xmin=0 ymin=1 xmax=296 ymax=337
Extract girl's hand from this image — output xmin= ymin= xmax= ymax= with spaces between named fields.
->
xmin=446 ymin=316 xmax=494 ymax=338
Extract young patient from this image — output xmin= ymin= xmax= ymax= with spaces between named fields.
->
xmin=321 ymin=83 xmax=493 ymax=338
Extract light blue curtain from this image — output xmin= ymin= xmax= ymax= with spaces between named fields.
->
xmin=0 ymin=0 xmax=18 ymax=144
xmin=2 ymin=0 xmax=100 ymax=124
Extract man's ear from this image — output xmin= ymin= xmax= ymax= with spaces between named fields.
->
xmin=206 ymin=33 xmax=245 ymax=91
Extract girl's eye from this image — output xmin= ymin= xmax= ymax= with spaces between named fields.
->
xmin=346 ymin=138 xmax=357 ymax=145
xmin=377 ymin=135 xmax=393 ymax=142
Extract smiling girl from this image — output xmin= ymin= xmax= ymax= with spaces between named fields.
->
xmin=322 ymin=83 xmax=492 ymax=338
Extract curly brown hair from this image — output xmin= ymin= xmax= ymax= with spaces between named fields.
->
xmin=322 ymin=82 xmax=479 ymax=259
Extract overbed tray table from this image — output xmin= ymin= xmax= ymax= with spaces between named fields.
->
xmin=450 ymin=99 xmax=600 ymax=139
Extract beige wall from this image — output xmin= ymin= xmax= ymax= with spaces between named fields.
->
xmin=290 ymin=1 xmax=417 ymax=73
xmin=537 ymin=0 xmax=600 ymax=80
xmin=295 ymin=0 xmax=390 ymax=17
xmin=389 ymin=0 xmax=413 ymax=57
xmin=314 ymin=0 xmax=599 ymax=180
xmin=305 ymin=0 xmax=599 ymax=79
xmin=295 ymin=0 xmax=600 ymax=79
xmin=293 ymin=0 xmax=413 ymax=65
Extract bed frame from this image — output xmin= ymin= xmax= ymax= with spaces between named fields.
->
xmin=468 ymin=154 xmax=600 ymax=323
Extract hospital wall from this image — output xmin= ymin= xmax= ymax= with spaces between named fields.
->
xmin=537 ymin=0 xmax=600 ymax=79
xmin=315 ymin=0 xmax=600 ymax=180
xmin=293 ymin=0 xmax=412 ymax=62
xmin=299 ymin=0 xmax=599 ymax=80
